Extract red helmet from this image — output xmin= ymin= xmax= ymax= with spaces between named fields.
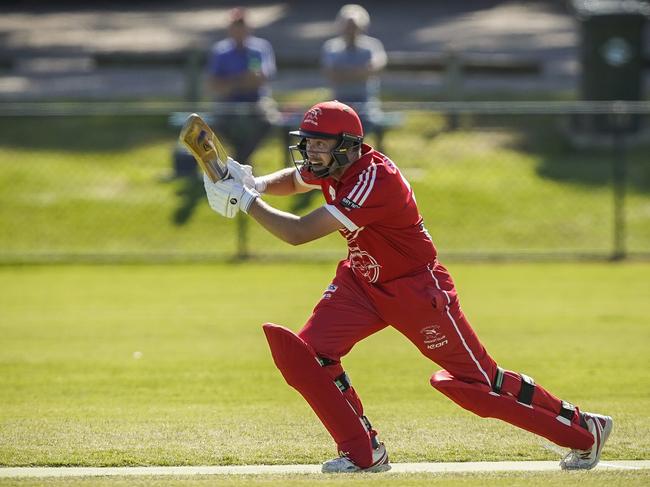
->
xmin=289 ymin=101 xmax=364 ymax=178
xmin=291 ymin=100 xmax=364 ymax=139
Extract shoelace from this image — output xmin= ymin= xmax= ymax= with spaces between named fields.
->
xmin=564 ymin=449 xmax=590 ymax=462
xmin=562 ymin=450 xmax=585 ymax=464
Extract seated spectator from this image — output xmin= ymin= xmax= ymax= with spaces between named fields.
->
xmin=206 ymin=7 xmax=278 ymax=165
xmin=321 ymin=4 xmax=387 ymax=129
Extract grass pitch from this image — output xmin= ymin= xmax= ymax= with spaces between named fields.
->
xmin=1 ymin=262 xmax=648 ymax=473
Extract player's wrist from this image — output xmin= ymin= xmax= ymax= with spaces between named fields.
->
xmin=240 ymin=186 xmax=260 ymax=214
xmin=253 ymin=177 xmax=267 ymax=194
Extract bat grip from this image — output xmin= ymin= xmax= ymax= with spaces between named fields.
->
xmin=207 ymin=158 xmax=229 ymax=182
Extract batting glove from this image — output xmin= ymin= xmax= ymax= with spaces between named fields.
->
xmin=203 ymin=173 xmax=260 ymax=218
xmin=226 ymin=157 xmax=267 ymax=193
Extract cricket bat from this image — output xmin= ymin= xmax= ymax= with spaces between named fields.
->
xmin=178 ymin=113 xmax=229 ymax=182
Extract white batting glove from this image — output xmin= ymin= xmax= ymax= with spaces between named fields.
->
xmin=203 ymin=173 xmax=259 ymax=218
xmin=226 ymin=157 xmax=267 ymax=194
xmin=226 ymin=157 xmax=254 ymax=187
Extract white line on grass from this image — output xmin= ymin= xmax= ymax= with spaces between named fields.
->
xmin=1 ymin=461 xmax=649 ymax=478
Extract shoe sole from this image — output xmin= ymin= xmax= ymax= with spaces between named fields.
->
xmin=321 ymin=463 xmax=391 ymax=474
xmin=364 ymin=463 xmax=392 ymax=473
xmin=321 ymin=449 xmax=391 ymax=474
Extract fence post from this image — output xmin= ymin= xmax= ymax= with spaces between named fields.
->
xmin=185 ymin=44 xmax=202 ymax=105
xmin=444 ymin=48 xmax=463 ymax=131
xmin=611 ymin=114 xmax=628 ymax=260
xmin=236 ymin=213 xmax=250 ymax=260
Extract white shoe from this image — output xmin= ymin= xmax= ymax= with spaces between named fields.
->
xmin=560 ymin=412 xmax=613 ymax=470
xmin=321 ymin=442 xmax=391 ymax=473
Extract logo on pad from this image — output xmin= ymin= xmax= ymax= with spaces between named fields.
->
xmin=420 ymin=325 xmax=448 ymax=349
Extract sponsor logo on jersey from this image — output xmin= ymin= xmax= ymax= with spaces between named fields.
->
xmin=349 ymin=245 xmax=381 ymax=283
xmin=341 ymin=197 xmax=361 ymax=209
xmin=329 ymin=186 xmax=336 ymax=200
xmin=322 ymin=283 xmax=338 ymax=299
xmin=342 ymin=226 xmax=364 ymax=241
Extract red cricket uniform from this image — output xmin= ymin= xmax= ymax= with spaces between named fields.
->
xmin=262 ymin=101 xmax=599 ymax=470
xmin=296 ymin=144 xmax=496 ymax=379
xmin=293 ymin=144 xmax=591 ymax=452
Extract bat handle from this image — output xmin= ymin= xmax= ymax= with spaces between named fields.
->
xmin=203 ymin=137 xmax=229 ymax=181
xmin=209 ymin=159 xmax=229 ymax=181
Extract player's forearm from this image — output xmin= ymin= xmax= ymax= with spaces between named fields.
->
xmin=257 ymin=168 xmax=306 ymax=196
xmin=247 ymin=200 xmax=316 ymax=245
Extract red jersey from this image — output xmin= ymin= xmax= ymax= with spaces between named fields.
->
xmin=297 ymin=144 xmax=437 ymax=284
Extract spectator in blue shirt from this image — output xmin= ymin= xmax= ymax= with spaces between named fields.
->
xmin=321 ymin=4 xmax=387 ymax=129
xmin=206 ymin=7 xmax=278 ymax=165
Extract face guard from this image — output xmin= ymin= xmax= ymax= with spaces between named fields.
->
xmin=289 ymin=130 xmax=363 ymax=179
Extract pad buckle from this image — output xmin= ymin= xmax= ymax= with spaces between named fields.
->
xmin=556 ymin=400 xmax=576 ymax=425
xmin=334 ymin=372 xmax=352 ymax=392
xmin=517 ymin=373 xmax=535 ymax=406
xmin=492 ymin=366 xmax=505 ymax=394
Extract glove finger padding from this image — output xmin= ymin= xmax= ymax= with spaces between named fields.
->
xmin=226 ymin=157 xmax=255 ymax=189
xmin=203 ymin=173 xmax=239 ymax=218
xmin=203 ymin=173 xmax=259 ymax=217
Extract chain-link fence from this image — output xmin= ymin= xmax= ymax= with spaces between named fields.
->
xmin=0 ymin=101 xmax=648 ymax=263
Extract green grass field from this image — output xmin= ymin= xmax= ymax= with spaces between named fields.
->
xmin=1 ymin=107 xmax=649 ymax=485
xmin=1 ymin=262 xmax=649 ymax=487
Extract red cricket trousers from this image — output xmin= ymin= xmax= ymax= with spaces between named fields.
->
xmin=300 ymin=260 xmax=497 ymax=386
xmin=298 ymin=259 xmax=591 ymax=451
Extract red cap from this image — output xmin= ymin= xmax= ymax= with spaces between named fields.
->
xmin=296 ymin=100 xmax=363 ymax=138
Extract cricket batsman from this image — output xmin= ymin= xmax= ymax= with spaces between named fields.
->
xmin=190 ymin=100 xmax=613 ymax=473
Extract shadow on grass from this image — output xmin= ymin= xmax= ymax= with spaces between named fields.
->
xmin=471 ymin=113 xmax=650 ymax=193
xmin=0 ymin=114 xmax=172 ymax=152
xmin=170 ymin=174 xmax=204 ymax=225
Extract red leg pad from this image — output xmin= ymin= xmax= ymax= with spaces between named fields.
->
xmin=430 ymin=370 xmax=593 ymax=450
xmin=263 ymin=323 xmax=373 ymax=467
